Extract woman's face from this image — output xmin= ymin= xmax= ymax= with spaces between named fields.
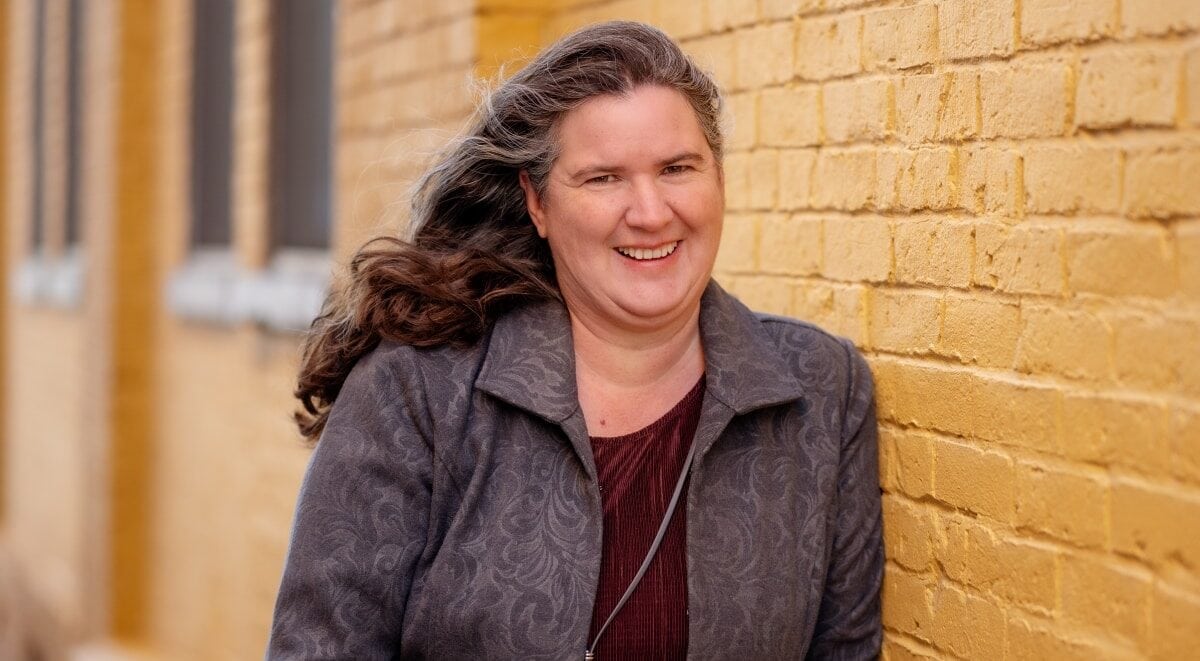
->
xmin=520 ymin=85 xmax=724 ymax=332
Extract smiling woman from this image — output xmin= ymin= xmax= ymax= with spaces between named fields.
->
xmin=268 ymin=21 xmax=882 ymax=661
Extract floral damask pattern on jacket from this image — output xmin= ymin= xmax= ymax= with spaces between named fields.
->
xmin=267 ymin=282 xmax=882 ymax=660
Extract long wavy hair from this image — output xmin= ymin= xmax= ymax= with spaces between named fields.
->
xmin=294 ymin=21 xmax=727 ymax=441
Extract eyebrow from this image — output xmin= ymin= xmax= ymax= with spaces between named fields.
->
xmin=567 ymin=151 xmax=706 ymax=180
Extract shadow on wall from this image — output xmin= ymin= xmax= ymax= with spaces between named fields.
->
xmin=0 ymin=539 xmax=68 ymax=661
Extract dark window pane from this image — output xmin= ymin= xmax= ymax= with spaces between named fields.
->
xmin=65 ymin=0 xmax=84 ymax=247
xmin=31 ymin=0 xmax=46 ymax=250
xmin=191 ymin=0 xmax=235 ymax=247
xmin=270 ymin=0 xmax=333 ymax=251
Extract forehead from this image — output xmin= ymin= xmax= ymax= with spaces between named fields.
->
xmin=553 ymin=85 xmax=711 ymax=167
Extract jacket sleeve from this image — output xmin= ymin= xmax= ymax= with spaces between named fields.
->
xmin=806 ymin=340 xmax=884 ymax=660
xmin=267 ymin=349 xmax=433 ymax=660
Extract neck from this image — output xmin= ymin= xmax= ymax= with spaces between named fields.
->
xmin=568 ymin=301 xmax=705 ymax=396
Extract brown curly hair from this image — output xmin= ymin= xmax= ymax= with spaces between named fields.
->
xmin=294 ymin=20 xmax=726 ymax=441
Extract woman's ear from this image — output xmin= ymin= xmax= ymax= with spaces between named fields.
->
xmin=518 ymin=170 xmax=549 ymax=239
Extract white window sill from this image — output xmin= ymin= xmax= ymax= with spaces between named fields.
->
xmin=13 ymin=248 xmax=85 ymax=309
xmin=165 ymin=248 xmax=330 ymax=333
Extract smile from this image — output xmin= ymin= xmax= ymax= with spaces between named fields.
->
xmin=615 ymin=241 xmax=679 ymax=261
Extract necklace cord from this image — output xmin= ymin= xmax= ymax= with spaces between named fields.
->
xmin=584 ymin=433 xmax=699 ymax=659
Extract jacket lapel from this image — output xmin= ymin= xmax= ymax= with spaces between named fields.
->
xmin=474 ymin=281 xmax=805 ymax=472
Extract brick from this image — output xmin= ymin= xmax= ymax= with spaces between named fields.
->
xmin=812 ymin=149 xmax=876 ymax=211
xmin=722 ymin=151 xmax=751 ymax=210
xmin=894 ymin=219 xmax=973 ymax=288
xmin=1121 ymin=0 xmax=1200 ymax=37
xmin=934 ymin=515 xmax=974 ymax=583
xmin=883 ymin=495 xmax=937 ymax=572
xmin=1023 ymin=145 xmax=1121 ymax=214
xmin=864 ymin=5 xmax=938 ymax=71
xmin=714 ymin=212 xmax=758 ymax=273
xmin=938 ymin=295 xmax=1021 ymax=367
xmin=1007 ymin=615 xmax=1118 ymax=661
xmin=930 ymin=583 xmax=1005 ymax=659
xmin=1188 ymin=48 xmax=1200 ymax=126
xmin=881 ymin=637 xmax=939 ymax=661
xmin=981 ymin=62 xmax=1071 ymax=138
xmin=1016 ymin=306 xmax=1112 ymax=382
xmin=892 ymin=429 xmax=935 ymax=499
xmin=725 ymin=275 xmax=793 ymax=314
xmin=758 ymin=86 xmax=821 ymax=147
xmin=822 ymin=79 xmax=892 ymax=144
xmin=1061 ymin=554 xmax=1150 ymax=644
xmin=1150 ymin=583 xmax=1200 ymax=660
xmin=822 ymin=217 xmax=891 ymax=282
xmin=1112 ymin=476 xmax=1200 ymax=569
xmin=939 ymin=0 xmax=1016 ymax=61
xmin=1077 ymin=48 xmax=1180 ymax=129
xmin=1066 ymin=224 xmax=1176 ymax=298
xmin=758 ymin=214 xmax=821 ymax=275
xmin=960 ymin=147 xmax=1022 ymax=216
xmin=726 ymin=91 xmax=758 ymax=151
xmin=1175 ymin=406 xmax=1200 ymax=484
xmin=777 ymin=149 xmax=817 ymax=209
xmin=1125 ymin=148 xmax=1200 ymax=218
xmin=966 ymin=526 xmax=1060 ymax=611
xmin=883 ymin=568 xmax=935 ymax=643
xmin=1111 ymin=315 xmax=1193 ymax=391
xmin=795 ymin=15 xmax=862 ymax=81
xmin=878 ymin=427 xmax=900 ymax=492
xmin=760 ymin=0 xmax=821 ymax=20
xmin=1062 ymin=393 xmax=1171 ymax=471
xmin=655 ymin=0 xmax=708 ymax=39
xmin=1022 ymin=0 xmax=1116 ymax=45
xmin=1179 ymin=221 xmax=1200 ymax=298
xmin=869 ymin=289 xmax=940 ymax=354
xmin=736 ymin=22 xmax=795 ymax=89
xmin=748 ymin=150 xmax=780 ymax=209
xmin=894 ymin=72 xmax=978 ymax=144
xmin=975 ymin=223 xmax=1064 ymax=296
xmin=707 ymin=0 xmax=757 ymax=30
xmin=872 ymin=358 xmax=1061 ymax=451
xmin=933 ymin=438 xmax=1015 ymax=520
xmin=1015 ymin=461 xmax=1109 ymax=548
xmin=875 ymin=148 xmax=958 ymax=212
xmin=687 ymin=33 xmax=738 ymax=88
xmin=793 ymin=282 xmax=868 ymax=344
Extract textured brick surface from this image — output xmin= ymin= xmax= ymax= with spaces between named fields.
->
xmin=938 ymin=0 xmax=1016 ymax=61
xmin=1022 ymin=0 xmax=1116 ymax=45
xmin=1077 ymin=48 xmax=1180 ymax=129
xmin=794 ymin=14 xmax=862 ymax=81
xmin=895 ymin=72 xmax=978 ymax=143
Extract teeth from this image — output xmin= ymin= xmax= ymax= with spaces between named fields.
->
xmin=617 ymin=241 xmax=678 ymax=261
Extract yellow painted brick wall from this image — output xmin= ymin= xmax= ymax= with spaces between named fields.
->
xmin=541 ymin=1 xmax=1200 ymax=658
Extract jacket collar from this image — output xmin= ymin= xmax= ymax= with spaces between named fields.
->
xmin=475 ymin=281 xmax=804 ymax=423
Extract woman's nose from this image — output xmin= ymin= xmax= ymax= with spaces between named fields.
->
xmin=623 ymin=179 xmax=673 ymax=230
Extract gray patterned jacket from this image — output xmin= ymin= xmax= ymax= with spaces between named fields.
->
xmin=267 ymin=282 xmax=883 ymax=660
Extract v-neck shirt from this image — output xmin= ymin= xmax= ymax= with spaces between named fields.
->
xmin=586 ymin=374 xmax=706 ymax=660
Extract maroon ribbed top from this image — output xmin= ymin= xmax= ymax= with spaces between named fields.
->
xmin=586 ymin=375 xmax=705 ymax=661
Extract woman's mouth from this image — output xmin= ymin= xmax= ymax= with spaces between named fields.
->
xmin=615 ymin=241 xmax=679 ymax=261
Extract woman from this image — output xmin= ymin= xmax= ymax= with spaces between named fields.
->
xmin=268 ymin=21 xmax=882 ymax=660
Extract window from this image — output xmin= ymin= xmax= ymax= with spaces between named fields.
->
xmin=30 ymin=0 xmax=46 ymax=250
xmin=190 ymin=0 xmax=235 ymax=248
xmin=269 ymin=0 xmax=334 ymax=251
xmin=64 ymin=0 xmax=84 ymax=249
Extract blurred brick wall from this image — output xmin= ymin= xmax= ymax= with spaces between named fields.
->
xmin=2 ymin=0 xmax=1198 ymax=659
